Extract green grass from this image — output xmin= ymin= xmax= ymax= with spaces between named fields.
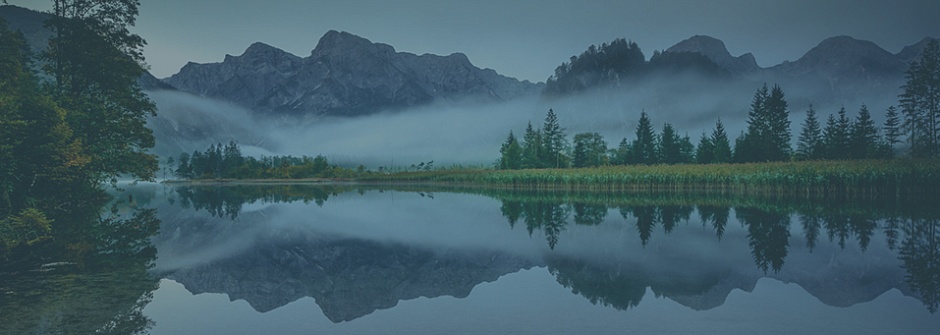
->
xmin=359 ymin=159 xmax=940 ymax=199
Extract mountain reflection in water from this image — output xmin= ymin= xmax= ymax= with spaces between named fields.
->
xmin=4 ymin=183 xmax=936 ymax=334
xmin=156 ymin=185 xmax=939 ymax=317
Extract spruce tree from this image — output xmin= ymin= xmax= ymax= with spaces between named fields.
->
xmin=884 ymin=106 xmax=902 ymax=148
xmin=899 ymin=39 xmax=940 ymax=157
xmin=521 ymin=122 xmax=542 ymax=168
xmin=796 ymin=105 xmax=822 ymax=160
xmin=711 ymin=119 xmax=732 ymax=163
xmin=822 ymin=108 xmax=852 ymax=159
xmin=659 ymin=123 xmax=681 ymax=164
xmin=696 ymin=132 xmax=715 ymax=164
xmin=630 ymin=112 xmax=658 ymax=164
xmin=765 ymin=84 xmax=791 ymax=161
xmin=850 ymin=104 xmax=879 ymax=159
xmin=541 ymin=109 xmax=569 ymax=168
xmin=499 ymin=131 xmax=522 ymax=170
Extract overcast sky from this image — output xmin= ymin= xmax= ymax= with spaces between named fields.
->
xmin=12 ymin=0 xmax=940 ymax=82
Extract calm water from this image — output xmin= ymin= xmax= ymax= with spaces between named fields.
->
xmin=2 ymin=183 xmax=939 ymax=334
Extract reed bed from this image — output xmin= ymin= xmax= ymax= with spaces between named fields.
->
xmin=361 ymin=159 xmax=940 ymax=200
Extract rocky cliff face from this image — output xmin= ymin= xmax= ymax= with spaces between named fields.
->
xmin=666 ymin=35 xmax=761 ymax=75
xmin=166 ymin=30 xmax=540 ymax=118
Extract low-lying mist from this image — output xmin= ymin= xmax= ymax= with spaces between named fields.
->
xmin=146 ymin=74 xmax=902 ymax=168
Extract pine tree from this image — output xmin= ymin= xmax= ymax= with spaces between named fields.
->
xmin=630 ymin=112 xmax=658 ymax=164
xmin=541 ymin=109 xmax=569 ymax=168
xmin=659 ymin=123 xmax=682 ymax=164
xmin=521 ymin=122 xmax=542 ymax=169
xmin=498 ymin=131 xmax=522 ymax=170
xmin=711 ymin=119 xmax=732 ymax=163
xmin=696 ymin=132 xmax=715 ymax=164
xmin=850 ymin=104 xmax=879 ymax=159
xmin=765 ymin=84 xmax=792 ymax=161
xmin=899 ymin=39 xmax=940 ymax=157
xmin=822 ymin=108 xmax=852 ymax=159
xmin=736 ymin=84 xmax=790 ymax=162
xmin=796 ymin=105 xmax=822 ymax=160
xmin=883 ymin=105 xmax=902 ymax=149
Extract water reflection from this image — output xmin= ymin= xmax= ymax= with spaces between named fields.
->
xmin=163 ymin=185 xmax=940 ymax=317
xmin=0 ymin=192 xmax=161 ymax=335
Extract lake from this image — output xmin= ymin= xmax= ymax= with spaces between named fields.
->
xmin=2 ymin=183 xmax=938 ymax=334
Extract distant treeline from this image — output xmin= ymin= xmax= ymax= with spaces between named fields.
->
xmin=173 ymin=142 xmax=358 ymax=180
xmin=499 ymin=40 xmax=940 ymax=169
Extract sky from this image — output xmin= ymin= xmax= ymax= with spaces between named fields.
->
xmin=10 ymin=0 xmax=940 ymax=83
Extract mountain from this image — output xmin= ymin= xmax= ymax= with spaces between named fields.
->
xmin=666 ymin=35 xmax=760 ymax=75
xmin=165 ymin=30 xmax=540 ymax=118
xmin=897 ymin=37 xmax=940 ymax=67
xmin=548 ymin=34 xmax=935 ymax=106
xmin=0 ymin=5 xmax=172 ymax=91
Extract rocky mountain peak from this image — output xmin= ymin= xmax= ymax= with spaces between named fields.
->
xmin=311 ymin=30 xmax=395 ymax=59
xmin=897 ymin=37 xmax=939 ymax=67
xmin=778 ymin=35 xmax=905 ymax=78
xmin=666 ymin=35 xmax=760 ymax=74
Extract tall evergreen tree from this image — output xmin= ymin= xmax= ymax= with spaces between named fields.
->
xmin=736 ymin=84 xmax=770 ymax=162
xmin=521 ymin=122 xmax=542 ymax=169
xmin=696 ymin=132 xmax=715 ymax=164
xmin=736 ymin=84 xmax=790 ymax=162
xmin=498 ymin=131 xmax=523 ymax=170
xmin=850 ymin=104 xmax=879 ymax=159
xmin=883 ymin=105 xmax=902 ymax=150
xmin=765 ymin=84 xmax=792 ymax=160
xmin=630 ymin=112 xmax=658 ymax=164
xmin=711 ymin=119 xmax=732 ymax=163
xmin=899 ymin=39 xmax=940 ymax=157
xmin=822 ymin=108 xmax=852 ymax=159
xmin=796 ymin=105 xmax=823 ymax=160
xmin=541 ymin=109 xmax=569 ymax=168
xmin=659 ymin=123 xmax=679 ymax=164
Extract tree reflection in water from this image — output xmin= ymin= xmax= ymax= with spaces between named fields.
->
xmin=172 ymin=185 xmax=940 ymax=314
xmin=0 ymin=193 xmax=161 ymax=335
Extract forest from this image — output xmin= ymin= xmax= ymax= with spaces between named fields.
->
xmin=499 ymin=40 xmax=940 ymax=170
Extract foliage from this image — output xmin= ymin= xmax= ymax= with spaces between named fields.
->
xmin=630 ymin=111 xmax=658 ymax=165
xmin=541 ymin=109 xmax=570 ymax=168
xmin=43 ymin=0 xmax=156 ymax=184
xmin=174 ymin=142 xmax=357 ymax=180
xmin=796 ymin=105 xmax=823 ymax=160
xmin=498 ymin=131 xmax=522 ymax=170
xmin=899 ymin=39 xmax=940 ymax=157
xmin=735 ymin=84 xmax=790 ymax=162
xmin=572 ymin=132 xmax=608 ymax=168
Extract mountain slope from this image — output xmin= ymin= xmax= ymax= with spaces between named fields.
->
xmin=166 ymin=30 xmax=540 ymax=117
xmin=666 ymin=35 xmax=760 ymax=75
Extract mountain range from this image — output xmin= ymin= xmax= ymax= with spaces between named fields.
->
xmin=164 ymin=30 xmax=540 ymax=118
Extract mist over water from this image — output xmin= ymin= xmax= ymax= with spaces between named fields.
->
xmin=145 ymin=73 xmax=902 ymax=167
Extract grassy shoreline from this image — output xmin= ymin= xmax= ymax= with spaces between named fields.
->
xmin=167 ymin=159 xmax=940 ymax=199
